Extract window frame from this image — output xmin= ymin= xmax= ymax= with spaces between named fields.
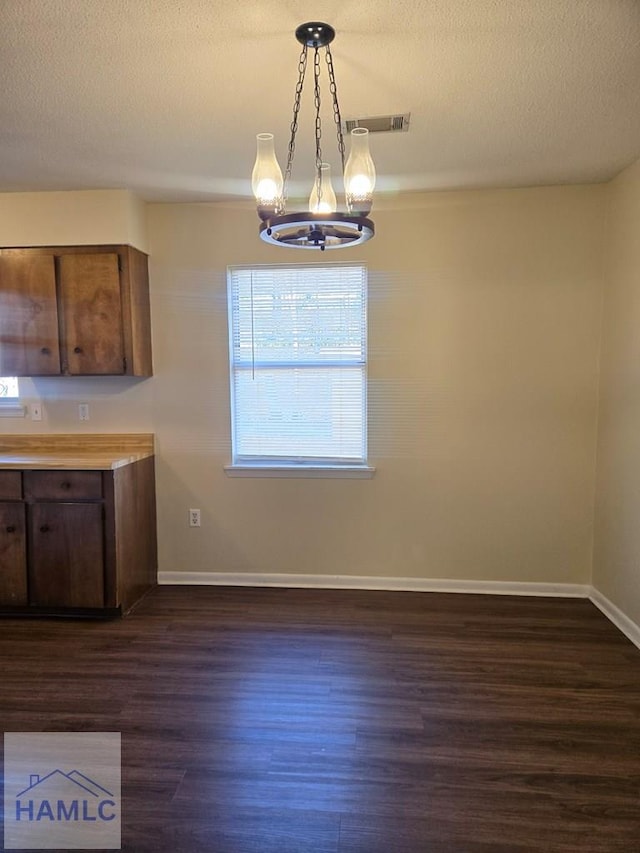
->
xmin=226 ymin=263 xmax=374 ymax=478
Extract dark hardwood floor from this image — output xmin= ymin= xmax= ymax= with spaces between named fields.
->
xmin=1 ymin=586 xmax=639 ymax=852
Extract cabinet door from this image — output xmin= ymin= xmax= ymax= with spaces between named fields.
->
xmin=0 ymin=502 xmax=28 ymax=606
xmin=59 ymin=253 xmax=125 ymax=375
xmin=0 ymin=254 xmax=61 ymax=375
xmin=29 ymin=502 xmax=104 ymax=608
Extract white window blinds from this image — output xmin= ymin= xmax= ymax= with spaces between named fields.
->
xmin=0 ymin=377 xmax=18 ymax=398
xmin=228 ymin=264 xmax=367 ymax=465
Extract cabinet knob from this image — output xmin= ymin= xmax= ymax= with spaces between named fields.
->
xmin=41 ymin=346 xmax=50 ymax=355
xmin=73 ymin=346 xmax=83 ymax=354
xmin=39 ymin=524 xmax=50 ymax=533
xmin=6 ymin=525 xmax=16 ymax=533
xmin=60 ymin=481 xmax=71 ymax=490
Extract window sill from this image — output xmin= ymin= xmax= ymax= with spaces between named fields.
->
xmin=0 ymin=403 xmax=26 ymax=418
xmin=224 ymin=464 xmax=376 ymax=479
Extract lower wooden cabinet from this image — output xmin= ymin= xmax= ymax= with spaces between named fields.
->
xmin=0 ymin=501 xmax=27 ymax=606
xmin=0 ymin=458 xmax=157 ymax=617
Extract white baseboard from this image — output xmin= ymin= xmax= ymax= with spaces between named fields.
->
xmin=589 ymin=587 xmax=640 ymax=651
xmin=158 ymin=571 xmax=589 ymax=599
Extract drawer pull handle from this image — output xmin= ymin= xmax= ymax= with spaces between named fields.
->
xmin=73 ymin=346 xmax=83 ymax=354
xmin=41 ymin=346 xmax=50 ymax=355
xmin=6 ymin=525 xmax=16 ymax=533
xmin=39 ymin=524 xmax=50 ymax=533
xmin=60 ymin=481 xmax=71 ymax=490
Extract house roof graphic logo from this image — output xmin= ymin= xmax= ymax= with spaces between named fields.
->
xmin=17 ymin=769 xmax=114 ymax=799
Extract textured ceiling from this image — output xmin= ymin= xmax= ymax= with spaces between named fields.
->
xmin=1 ymin=0 xmax=639 ymax=202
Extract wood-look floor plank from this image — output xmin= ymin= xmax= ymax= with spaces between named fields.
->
xmin=0 ymin=586 xmax=639 ymax=852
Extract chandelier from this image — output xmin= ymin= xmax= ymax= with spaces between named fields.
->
xmin=251 ymin=22 xmax=376 ymax=250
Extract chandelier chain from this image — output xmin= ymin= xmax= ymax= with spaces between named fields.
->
xmin=313 ymin=47 xmax=324 ymax=205
xmin=284 ymin=44 xmax=308 ymax=201
xmin=325 ymin=44 xmax=346 ymax=173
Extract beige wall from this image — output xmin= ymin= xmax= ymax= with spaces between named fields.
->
xmin=1 ymin=185 xmax=605 ymax=584
xmin=0 ymin=190 xmax=148 ymax=251
xmin=593 ymin=159 xmax=640 ymax=624
xmin=146 ymin=186 xmax=604 ymax=582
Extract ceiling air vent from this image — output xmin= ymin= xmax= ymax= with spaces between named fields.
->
xmin=343 ymin=113 xmax=410 ymax=134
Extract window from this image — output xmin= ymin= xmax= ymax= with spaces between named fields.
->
xmin=227 ymin=264 xmax=370 ymax=474
xmin=0 ymin=377 xmax=19 ymax=398
xmin=0 ymin=377 xmax=24 ymax=417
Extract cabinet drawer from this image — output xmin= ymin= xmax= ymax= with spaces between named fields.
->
xmin=24 ymin=470 xmax=103 ymax=500
xmin=0 ymin=471 xmax=22 ymax=500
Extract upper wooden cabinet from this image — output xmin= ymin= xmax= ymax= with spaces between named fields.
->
xmin=0 ymin=245 xmax=152 ymax=376
xmin=0 ymin=253 xmax=60 ymax=375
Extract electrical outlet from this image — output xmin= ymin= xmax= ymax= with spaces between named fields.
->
xmin=30 ymin=402 xmax=43 ymax=421
xmin=79 ymin=403 xmax=90 ymax=421
xmin=189 ymin=508 xmax=201 ymax=527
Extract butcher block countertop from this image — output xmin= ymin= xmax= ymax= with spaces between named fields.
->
xmin=0 ymin=434 xmax=154 ymax=470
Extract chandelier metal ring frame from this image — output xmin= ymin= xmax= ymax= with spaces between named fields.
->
xmin=251 ymin=22 xmax=376 ymax=250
